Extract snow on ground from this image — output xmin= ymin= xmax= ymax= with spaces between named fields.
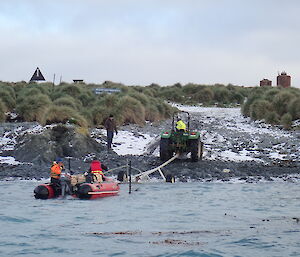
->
xmin=91 ymin=129 xmax=156 ymax=156
xmin=0 ymin=123 xmax=46 ymax=165
xmin=1 ymin=105 xmax=300 ymax=165
xmin=91 ymin=104 xmax=299 ymax=164
xmin=112 ymin=131 xmax=155 ymax=155
xmin=170 ymin=104 xmax=299 ymax=163
xmin=0 ymin=156 xmax=21 ymax=165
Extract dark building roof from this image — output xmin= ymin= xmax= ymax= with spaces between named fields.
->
xmin=73 ymin=79 xmax=84 ymax=83
xmin=30 ymin=67 xmax=45 ymax=82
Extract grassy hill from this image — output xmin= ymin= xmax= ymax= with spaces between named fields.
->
xmin=0 ymin=81 xmax=174 ymax=127
xmin=0 ymin=81 xmax=299 ymax=129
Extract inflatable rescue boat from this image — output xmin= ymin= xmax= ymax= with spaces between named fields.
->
xmin=34 ymin=174 xmax=120 ymax=200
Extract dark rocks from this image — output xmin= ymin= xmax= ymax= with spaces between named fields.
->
xmin=13 ymin=125 xmax=105 ymax=165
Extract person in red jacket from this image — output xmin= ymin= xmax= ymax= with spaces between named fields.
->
xmin=86 ymin=158 xmax=108 ymax=183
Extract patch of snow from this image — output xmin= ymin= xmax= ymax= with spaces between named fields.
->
xmin=269 ymin=152 xmax=287 ymax=160
xmin=113 ymin=131 xmax=155 ymax=155
xmin=91 ymin=129 xmax=156 ymax=156
xmin=170 ymin=104 xmax=298 ymax=163
xmin=0 ymin=124 xmax=46 ymax=153
xmin=206 ymin=149 xmax=263 ymax=163
xmin=0 ymin=156 xmax=21 ymax=165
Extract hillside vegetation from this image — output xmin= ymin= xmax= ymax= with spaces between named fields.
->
xmin=155 ymin=83 xmax=249 ymax=106
xmin=0 ymin=81 xmax=175 ymax=127
xmin=0 ymin=81 xmax=299 ymax=129
xmin=242 ymin=87 xmax=300 ymax=129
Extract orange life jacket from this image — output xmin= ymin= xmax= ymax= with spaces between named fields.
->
xmin=50 ymin=163 xmax=62 ymax=179
xmin=90 ymin=160 xmax=104 ymax=175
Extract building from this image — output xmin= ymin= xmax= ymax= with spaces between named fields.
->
xmin=73 ymin=79 xmax=84 ymax=84
xmin=29 ymin=67 xmax=46 ymax=82
xmin=260 ymin=79 xmax=272 ymax=87
xmin=277 ymin=72 xmax=291 ymax=88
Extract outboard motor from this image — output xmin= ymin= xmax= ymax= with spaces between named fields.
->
xmin=34 ymin=184 xmax=55 ymax=199
xmin=76 ymin=184 xmax=93 ymax=199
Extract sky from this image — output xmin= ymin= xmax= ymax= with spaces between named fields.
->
xmin=0 ymin=0 xmax=300 ymax=87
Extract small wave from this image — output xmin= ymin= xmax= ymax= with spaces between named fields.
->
xmin=0 ymin=215 xmax=33 ymax=223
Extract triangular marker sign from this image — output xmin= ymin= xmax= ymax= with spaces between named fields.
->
xmin=30 ymin=67 xmax=45 ymax=82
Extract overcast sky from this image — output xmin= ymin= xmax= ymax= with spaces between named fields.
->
xmin=1 ymin=0 xmax=299 ymax=87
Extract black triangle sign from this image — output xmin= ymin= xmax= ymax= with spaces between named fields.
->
xmin=30 ymin=67 xmax=45 ymax=81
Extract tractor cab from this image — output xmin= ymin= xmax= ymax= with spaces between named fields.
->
xmin=160 ymin=111 xmax=203 ymax=162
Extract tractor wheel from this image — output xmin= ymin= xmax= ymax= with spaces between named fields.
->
xmin=190 ymin=139 xmax=201 ymax=162
xmin=165 ymin=174 xmax=175 ymax=183
xmin=117 ymin=170 xmax=128 ymax=182
xmin=160 ymin=138 xmax=172 ymax=161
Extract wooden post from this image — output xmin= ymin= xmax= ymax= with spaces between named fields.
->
xmin=128 ymin=160 xmax=132 ymax=194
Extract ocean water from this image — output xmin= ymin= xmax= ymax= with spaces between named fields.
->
xmin=0 ymin=180 xmax=299 ymax=257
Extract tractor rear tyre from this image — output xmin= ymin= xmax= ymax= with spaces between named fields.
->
xmin=160 ymin=138 xmax=172 ymax=161
xmin=117 ymin=170 xmax=128 ymax=182
xmin=190 ymin=139 xmax=201 ymax=162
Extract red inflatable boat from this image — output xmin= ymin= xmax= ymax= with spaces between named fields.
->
xmin=34 ymin=180 xmax=120 ymax=200
xmin=76 ymin=182 xmax=120 ymax=200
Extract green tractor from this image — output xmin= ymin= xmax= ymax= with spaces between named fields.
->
xmin=160 ymin=111 xmax=203 ymax=162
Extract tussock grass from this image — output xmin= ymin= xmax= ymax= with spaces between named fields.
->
xmin=92 ymin=105 xmax=112 ymax=126
xmin=16 ymin=93 xmax=51 ymax=122
xmin=0 ymin=100 xmax=6 ymax=122
xmin=281 ymin=113 xmax=293 ymax=129
xmin=272 ymin=91 xmax=295 ymax=116
xmin=0 ymin=87 xmax=16 ymax=111
xmin=53 ymin=96 xmax=82 ymax=110
xmin=288 ymin=97 xmax=300 ymax=120
xmin=145 ymin=104 xmax=160 ymax=122
xmin=58 ymin=85 xmax=84 ymax=98
xmin=265 ymin=111 xmax=279 ymax=125
xmin=42 ymin=106 xmax=88 ymax=127
xmin=118 ymin=96 xmax=145 ymax=125
xmin=242 ymin=87 xmax=300 ymax=129
xmin=4 ymin=78 xmax=300 ymax=131
xmin=249 ymin=99 xmax=273 ymax=120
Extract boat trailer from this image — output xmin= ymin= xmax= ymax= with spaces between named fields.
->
xmin=105 ymin=153 xmax=179 ymax=183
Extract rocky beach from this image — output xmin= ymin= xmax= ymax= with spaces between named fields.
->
xmin=1 ymin=105 xmax=300 ymax=182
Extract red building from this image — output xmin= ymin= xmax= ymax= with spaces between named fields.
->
xmin=277 ymin=72 xmax=291 ymax=88
xmin=260 ymin=79 xmax=272 ymax=87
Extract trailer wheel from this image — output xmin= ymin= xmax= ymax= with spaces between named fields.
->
xmin=199 ymin=141 xmax=204 ymax=160
xmin=190 ymin=139 xmax=200 ymax=162
xmin=165 ymin=174 xmax=175 ymax=183
xmin=117 ymin=170 xmax=128 ymax=182
xmin=160 ymin=138 xmax=172 ymax=161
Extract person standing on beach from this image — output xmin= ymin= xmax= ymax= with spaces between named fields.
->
xmin=104 ymin=114 xmax=118 ymax=150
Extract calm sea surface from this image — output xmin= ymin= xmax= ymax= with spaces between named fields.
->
xmin=0 ymin=180 xmax=299 ymax=257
